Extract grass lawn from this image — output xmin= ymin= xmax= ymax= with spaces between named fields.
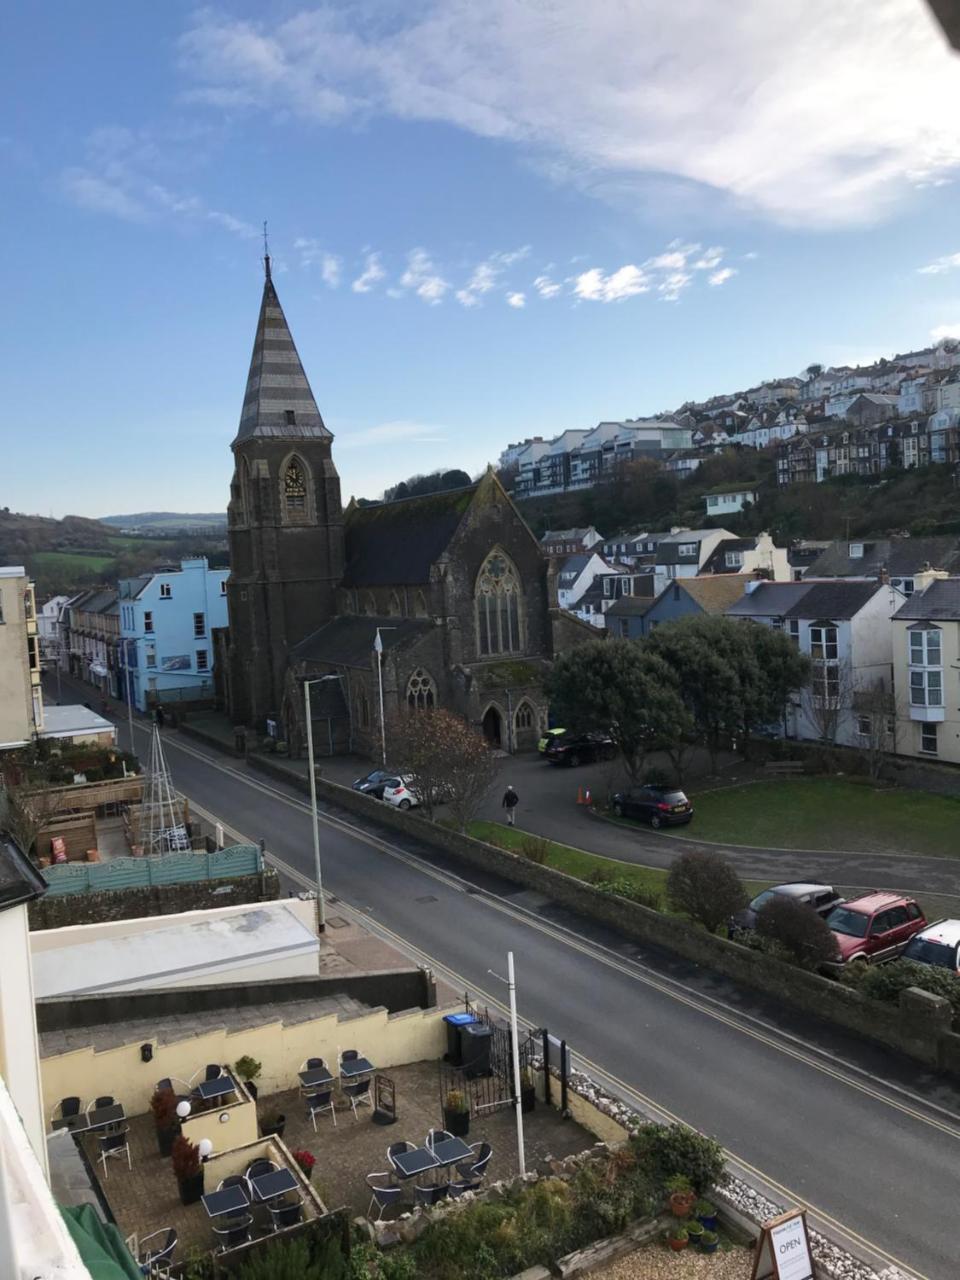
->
xmin=688 ymin=778 xmax=960 ymax=857
xmin=32 ymin=550 xmax=115 ymax=572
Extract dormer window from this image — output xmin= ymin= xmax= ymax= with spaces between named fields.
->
xmin=678 ymin=543 xmax=697 ymax=557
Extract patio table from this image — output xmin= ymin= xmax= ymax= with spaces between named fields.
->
xmin=250 ymin=1168 xmax=300 ymax=1202
xmin=202 ymin=1186 xmax=249 ymax=1218
xmin=195 ymin=1076 xmax=238 ymax=1102
xmin=431 ymin=1136 xmax=474 ymax=1167
xmin=60 ymin=1104 xmax=125 ymax=1134
xmin=298 ymin=1067 xmax=334 ymax=1089
xmin=340 ymin=1057 xmax=375 ymax=1079
xmin=391 ymin=1147 xmax=439 ymax=1179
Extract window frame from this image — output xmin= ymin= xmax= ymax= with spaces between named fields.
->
xmin=195 ymin=648 xmax=209 ymax=672
xmin=159 ymin=582 xmax=172 ymax=600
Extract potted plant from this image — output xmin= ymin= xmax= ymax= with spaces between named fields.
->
xmin=695 ymin=1199 xmax=718 ymax=1231
xmin=700 ymin=1229 xmax=719 ymax=1254
xmin=291 ymin=1149 xmax=316 ymax=1182
xmin=663 ymin=1226 xmax=688 ymax=1252
xmin=234 ymin=1055 xmax=262 ymax=1102
xmin=442 ymin=1089 xmax=470 ymax=1137
xmin=260 ymin=1111 xmax=286 ymax=1139
xmin=665 ymin=1174 xmax=695 ymax=1217
xmin=519 ymin=1069 xmax=536 ymax=1115
xmin=171 ymin=1136 xmax=203 ymax=1206
xmin=150 ymin=1086 xmax=179 ymax=1158
xmin=685 ymin=1219 xmax=704 ymax=1247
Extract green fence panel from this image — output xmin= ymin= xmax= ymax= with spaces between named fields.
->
xmin=41 ymin=844 xmax=261 ymax=896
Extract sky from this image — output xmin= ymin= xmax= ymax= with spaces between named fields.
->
xmin=5 ymin=1 xmax=960 ymax=519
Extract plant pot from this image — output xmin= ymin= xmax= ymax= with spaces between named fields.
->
xmin=697 ymin=1213 xmax=718 ymax=1232
xmin=157 ymin=1125 xmax=178 ymax=1158
xmin=443 ymin=1107 xmax=470 ymax=1137
xmin=177 ymin=1171 xmax=204 ymax=1206
xmin=669 ymin=1191 xmax=695 ymax=1217
xmin=685 ymin=1224 xmax=704 ymax=1244
xmin=668 ymin=1238 xmax=688 ymax=1252
xmin=260 ymin=1115 xmax=286 ymax=1139
xmin=520 ymin=1086 xmax=536 ymax=1114
xmin=700 ymin=1237 xmax=719 ymax=1254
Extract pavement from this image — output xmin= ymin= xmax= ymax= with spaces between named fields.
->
xmin=45 ymin=673 xmax=960 ymax=1280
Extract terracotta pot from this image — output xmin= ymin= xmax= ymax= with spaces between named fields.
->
xmin=85 ymin=848 xmax=100 ymax=863
xmin=668 ymin=1237 xmax=688 ymax=1252
xmin=670 ymin=1191 xmax=695 ymax=1217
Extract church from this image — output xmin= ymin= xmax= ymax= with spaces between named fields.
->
xmin=221 ymin=257 xmax=590 ymax=757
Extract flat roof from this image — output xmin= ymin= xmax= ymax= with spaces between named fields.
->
xmin=0 ymin=833 xmax=47 ymax=912
xmin=0 ymin=565 xmax=26 ymax=578
xmin=39 ymin=705 xmax=115 ymax=739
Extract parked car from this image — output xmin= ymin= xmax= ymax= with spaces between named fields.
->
xmin=538 ymin=727 xmax=567 ymax=755
xmin=729 ymin=882 xmax=843 ymax=936
xmin=610 ymin=786 xmax=693 ymax=829
xmin=901 ymin=919 xmax=960 ymax=974
xmin=824 ymin=892 xmax=927 ymax=966
xmin=381 ymin=776 xmax=420 ymax=810
xmin=544 ymin=731 xmax=616 ymax=767
xmin=352 ymin=769 xmax=396 ymax=799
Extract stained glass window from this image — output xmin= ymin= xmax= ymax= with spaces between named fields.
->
xmin=476 ymin=552 xmax=522 ymax=655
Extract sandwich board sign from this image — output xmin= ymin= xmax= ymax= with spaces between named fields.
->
xmin=751 ymin=1208 xmax=816 ymax=1280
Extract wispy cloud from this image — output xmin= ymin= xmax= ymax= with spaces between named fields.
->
xmin=919 ymin=251 xmax=960 ymax=276
xmin=61 ymin=169 xmax=149 ymax=221
xmin=533 ymin=274 xmax=562 ymax=299
xmin=295 ymin=238 xmax=341 ymax=286
xmin=573 ymin=265 xmax=649 ymax=303
xmin=456 ymin=247 xmax=529 ymax=307
xmin=931 ymin=323 xmax=960 ymax=342
xmin=506 ymin=292 xmax=525 ymax=308
xmin=571 ymin=240 xmax=739 ymax=304
xmin=708 ymin=267 xmax=736 ymax=286
xmin=400 ymin=248 xmax=449 ymax=304
xmin=338 ymin=420 xmax=447 ymax=447
xmin=178 ymin=1 xmax=960 ymax=227
xmin=352 ymin=252 xmax=385 ymax=293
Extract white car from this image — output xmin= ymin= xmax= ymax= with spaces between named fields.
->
xmin=381 ymin=776 xmax=420 ymax=810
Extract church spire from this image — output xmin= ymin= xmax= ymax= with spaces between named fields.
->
xmin=233 ymin=261 xmax=330 ymax=445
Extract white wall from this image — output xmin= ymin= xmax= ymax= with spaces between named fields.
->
xmin=0 ymin=908 xmax=46 ymax=1177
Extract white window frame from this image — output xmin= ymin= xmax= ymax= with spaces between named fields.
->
xmin=196 ymin=649 xmax=209 ymax=672
xmin=920 ymin=722 xmax=938 ymax=755
xmin=910 ymin=669 xmax=943 ymax=707
xmin=145 ymin=643 xmax=157 ymax=668
xmin=159 ymin=582 xmax=172 ymax=599
xmin=809 ymin=624 xmax=838 ymax=661
xmin=909 ymin=627 xmax=941 ymax=668
xmin=725 ymin=551 xmax=743 ymax=568
xmin=143 ymin=611 xmax=154 ymax=634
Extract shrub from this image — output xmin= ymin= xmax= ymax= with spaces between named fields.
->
xmin=590 ymin=874 xmax=662 ymax=911
xmin=518 ymin=834 xmax=550 ymax=865
xmin=171 ymin=1135 xmax=200 ymax=1180
xmin=851 ymin=958 xmax=960 ymax=1023
xmin=149 ymin=1086 xmax=177 ymax=1131
xmin=237 ymin=1235 xmax=346 ymax=1280
xmin=642 ymin=767 xmax=673 ymax=788
xmin=234 ymin=1054 xmax=262 ymax=1081
xmin=755 ymin=897 xmax=838 ymax=970
xmin=666 ymin=851 xmax=746 ymax=933
xmin=631 ymin=1123 xmax=724 ymax=1195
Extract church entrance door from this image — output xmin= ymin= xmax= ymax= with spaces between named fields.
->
xmin=482 ymin=706 xmax=503 ymax=747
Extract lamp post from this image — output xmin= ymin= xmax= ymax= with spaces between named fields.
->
xmin=373 ymin=627 xmax=396 ymax=767
xmin=488 ymin=951 xmax=526 ymax=1177
xmin=303 ymin=674 xmax=344 ymax=935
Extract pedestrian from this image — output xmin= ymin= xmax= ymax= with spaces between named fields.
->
xmin=502 ymin=784 xmax=519 ymax=827
xmin=155 ymin=704 xmax=165 ymax=730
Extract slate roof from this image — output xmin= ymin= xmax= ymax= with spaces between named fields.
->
xmin=233 ymin=268 xmax=330 ymax=444
xmin=605 ymin=596 xmax=657 ymax=617
xmin=805 ymin=537 xmax=960 ymax=579
xmin=292 ymin=616 xmax=432 ymax=669
xmin=542 ymin=527 xmax=597 ymax=542
xmin=726 ymin=582 xmax=819 ymax=617
xmin=700 ymin=538 xmax=759 ymax=574
xmin=557 ymin=554 xmax=591 ymax=578
xmin=893 ymin=579 xmax=960 ymax=621
xmin=783 ymin=581 xmax=882 ymax=620
xmin=342 ymin=486 xmax=476 ymax=587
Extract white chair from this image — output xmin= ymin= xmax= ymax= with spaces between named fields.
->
xmin=307 ymin=1089 xmax=337 ymax=1131
xmin=97 ymin=1127 xmax=131 ymax=1178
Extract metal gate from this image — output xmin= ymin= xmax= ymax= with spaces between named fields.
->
xmin=439 ymin=1000 xmax=539 ymax=1118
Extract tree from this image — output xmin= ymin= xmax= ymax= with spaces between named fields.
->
xmin=666 ymin=851 xmax=747 ymax=933
xmin=804 ymin=363 xmax=824 ymax=380
xmin=0 ymin=780 xmax=66 ymax=858
xmin=855 ymin=680 xmax=895 ymax=783
xmin=387 ymin=708 xmax=498 ymax=830
xmin=801 ymin=656 xmax=855 ymax=745
xmin=755 ymin=897 xmax=838 ymax=969
xmin=544 ymin=639 xmax=695 ymax=783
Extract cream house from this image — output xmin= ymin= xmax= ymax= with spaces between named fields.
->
xmin=0 ymin=566 xmax=41 ymax=750
xmin=892 ymin=574 xmax=960 ymax=763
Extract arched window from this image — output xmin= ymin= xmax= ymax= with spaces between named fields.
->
xmin=387 ymin=591 xmax=402 ymax=618
xmin=362 ymin=591 xmax=377 ymax=617
xmin=406 ymin=668 xmax=436 ymax=711
xmin=338 ymin=589 xmax=356 ymax=615
xmin=413 ymin=590 xmax=429 ymax=619
xmin=357 ymin=688 xmax=371 ymax=729
xmin=475 ymin=551 xmax=522 ymax=656
xmin=515 ymin=701 xmax=534 ymax=731
xmin=281 ymin=456 xmax=310 ymax=523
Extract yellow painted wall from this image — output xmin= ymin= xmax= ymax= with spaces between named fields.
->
xmin=892 ymin=616 xmax=960 ymax=765
xmin=536 ymin=1069 xmax=630 ymax=1147
xmin=40 ymin=1003 xmax=448 ymax=1119
xmin=202 ymin=1136 xmax=325 ymax=1216
xmin=181 ymin=1090 xmax=258 ymax=1152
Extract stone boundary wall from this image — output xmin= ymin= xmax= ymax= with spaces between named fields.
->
xmin=249 ymin=754 xmax=959 ymax=1077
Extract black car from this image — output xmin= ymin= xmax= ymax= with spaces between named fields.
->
xmin=352 ymin=769 xmax=395 ymax=799
xmin=610 ymin=786 xmax=693 ymax=828
xmin=729 ymin=882 xmax=843 ymax=935
xmin=544 ymin=731 xmax=616 ymax=767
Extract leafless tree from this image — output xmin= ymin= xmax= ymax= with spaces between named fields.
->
xmin=854 ymin=680 xmax=895 ymax=783
xmin=387 ymin=708 xmax=499 ymax=830
xmin=0 ymin=781 xmax=66 ymax=859
xmin=801 ymin=657 xmax=856 ymax=745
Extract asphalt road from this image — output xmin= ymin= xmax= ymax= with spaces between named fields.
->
xmin=62 ymin=689 xmax=960 ymax=1280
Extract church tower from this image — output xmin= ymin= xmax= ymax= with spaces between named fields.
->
xmin=225 ymin=253 xmax=344 ymax=728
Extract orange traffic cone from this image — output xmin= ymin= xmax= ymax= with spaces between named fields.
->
xmin=576 ymin=786 xmax=584 ymax=805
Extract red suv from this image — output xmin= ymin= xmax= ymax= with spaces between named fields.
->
xmin=824 ymin=892 xmax=927 ymax=966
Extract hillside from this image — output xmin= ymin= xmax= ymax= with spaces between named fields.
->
xmin=101 ymin=511 xmax=227 ymax=533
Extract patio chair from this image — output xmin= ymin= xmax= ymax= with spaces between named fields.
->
xmin=414 ymin=1182 xmax=448 ymax=1208
xmin=268 ymin=1196 xmax=305 ymax=1231
xmin=366 ymin=1173 xmax=404 ymax=1222
xmin=138 ymin=1227 xmax=177 ymax=1271
xmin=94 ymin=1095 xmax=115 ymax=1109
xmin=455 ymin=1141 xmax=492 ymax=1183
xmin=97 ymin=1127 xmax=131 ymax=1178
xmin=343 ymin=1078 xmax=372 ymax=1120
xmin=387 ymin=1140 xmax=416 ymax=1176
xmin=212 ymin=1213 xmax=253 ymax=1252
xmin=217 ymin=1175 xmax=248 ymax=1193
xmin=190 ymin=1063 xmax=224 ymax=1086
xmin=300 ymin=1057 xmax=326 ymax=1072
xmin=51 ymin=1096 xmax=81 ymax=1127
xmin=307 ymin=1089 xmax=337 ymax=1131
xmin=341 ymin=1049 xmax=359 ymax=1062
xmin=245 ymin=1158 xmax=279 ymax=1184
xmin=447 ymin=1177 xmax=477 ymax=1199
xmin=425 ymin=1129 xmax=454 ymax=1151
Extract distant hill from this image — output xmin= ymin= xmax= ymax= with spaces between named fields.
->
xmin=101 ymin=512 xmax=227 ymax=533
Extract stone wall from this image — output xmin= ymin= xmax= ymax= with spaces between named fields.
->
xmin=28 ymin=868 xmax=280 ymax=930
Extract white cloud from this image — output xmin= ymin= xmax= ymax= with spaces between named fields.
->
xmin=61 ymin=169 xmax=148 ymax=221
xmin=338 ymin=420 xmax=447 ymax=447
xmin=352 ymin=252 xmax=385 ymax=293
xmin=572 ymin=240 xmax=738 ymax=303
xmin=506 ymin=292 xmax=525 ymax=308
xmin=533 ymin=274 xmax=562 ymax=299
xmin=456 ymin=247 xmax=529 ymax=306
xmin=295 ymin=238 xmax=341 ymax=286
xmin=931 ymin=323 xmax=960 ymax=341
xmin=574 ymin=265 xmax=649 ymax=303
xmin=400 ymin=248 xmax=449 ymax=304
xmin=178 ymin=1 xmax=960 ymax=227
xmin=708 ymin=267 xmax=737 ymax=286
xmin=919 ymin=251 xmax=960 ymax=275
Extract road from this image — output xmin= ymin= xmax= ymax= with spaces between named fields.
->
xmin=50 ymin=681 xmax=960 ymax=1278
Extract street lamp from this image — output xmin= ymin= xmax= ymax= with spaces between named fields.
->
xmin=488 ymin=951 xmax=526 ymax=1177
xmin=303 ymin=673 xmax=344 ymax=935
xmin=373 ymin=627 xmax=395 ymax=767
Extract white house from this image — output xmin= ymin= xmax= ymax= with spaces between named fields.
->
xmin=703 ymin=488 xmax=758 ymax=516
xmin=36 ymin=594 xmax=70 ymax=662
xmin=556 ymin=551 xmax=613 ymax=609
xmin=653 ymin=528 xmax=734 ymax=579
xmin=700 ymin=532 xmax=790 ymax=580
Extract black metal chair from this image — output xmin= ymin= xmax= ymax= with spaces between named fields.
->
xmin=447 ymin=1177 xmax=477 ymax=1199
xmin=307 ymin=1089 xmax=337 ymax=1130
xmin=455 ymin=1140 xmax=492 ymax=1184
xmin=216 ymin=1175 xmax=248 ymax=1193
xmin=95 ymin=1095 xmax=115 ymax=1109
xmin=245 ymin=1159 xmax=279 ymax=1184
xmin=366 ymin=1173 xmax=404 ymax=1222
xmin=212 ymin=1213 xmax=253 ymax=1252
xmin=344 ymin=1079 xmax=372 ymax=1120
xmin=341 ymin=1049 xmax=359 ymax=1063
xmin=387 ymin=1140 xmax=416 ymax=1177
xmin=301 ymin=1057 xmax=325 ymax=1071
xmin=51 ymin=1097 xmax=81 ymax=1128
xmin=425 ymin=1128 xmax=454 ymax=1151
xmin=97 ymin=1127 xmax=131 ymax=1178
xmin=414 ymin=1182 xmax=448 ymax=1208
xmin=191 ymin=1063 xmax=223 ymax=1087
xmin=138 ymin=1227 xmax=177 ymax=1270
xmin=268 ymin=1197 xmax=305 ymax=1231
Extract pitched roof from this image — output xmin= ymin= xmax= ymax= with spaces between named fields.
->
xmin=558 ymin=554 xmax=591 ymax=577
xmin=805 ymin=537 xmax=960 ymax=579
xmin=342 ymin=486 xmax=476 ymax=587
xmin=674 ymin=576 xmax=749 ymax=613
xmin=893 ymin=578 xmax=960 ymax=621
xmin=700 ymin=538 xmax=760 ymax=574
xmin=233 ymin=268 xmax=330 ymax=445
xmin=292 ymin=615 xmax=432 ymax=669
xmin=783 ymin=581 xmax=882 ymax=620
xmin=726 ymin=582 xmax=814 ymax=616
xmin=542 ymin=527 xmax=596 ymax=541
xmin=605 ymin=595 xmax=657 ymax=617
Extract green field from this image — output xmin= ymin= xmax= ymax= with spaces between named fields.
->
xmin=687 ymin=778 xmax=960 ymax=858
xmin=31 ymin=550 xmax=115 ymax=573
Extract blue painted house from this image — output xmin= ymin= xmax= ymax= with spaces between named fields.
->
xmin=605 ymin=574 xmax=747 ymax=640
xmin=118 ymin=558 xmax=229 ymax=711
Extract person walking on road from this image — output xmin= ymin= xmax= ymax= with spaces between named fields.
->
xmin=502 ymin=784 xmax=519 ymax=826
xmin=154 ymin=704 xmax=165 ymax=730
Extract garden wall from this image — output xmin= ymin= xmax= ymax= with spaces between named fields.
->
xmin=249 ymin=756 xmax=957 ymax=1076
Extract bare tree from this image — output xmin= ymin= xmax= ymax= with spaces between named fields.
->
xmin=0 ymin=781 xmax=66 ymax=859
xmin=800 ymin=658 xmax=856 ymax=745
xmin=854 ymin=680 xmax=895 ymax=783
xmin=387 ymin=709 xmax=499 ymax=830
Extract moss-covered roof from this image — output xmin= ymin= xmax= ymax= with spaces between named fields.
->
xmin=343 ymin=485 xmax=477 ymax=587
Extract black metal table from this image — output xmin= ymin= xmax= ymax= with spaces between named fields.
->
xmin=250 ymin=1168 xmax=300 ymax=1202
xmin=195 ymin=1076 xmax=238 ymax=1102
xmin=202 ymin=1186 xmax=249 ymax=1218
xmin=340 ymin=1057 xmax=375 ymax=1079
xmin=392 ymin=1147 xmax=439 ymax=1180
xmin=431 ymin=1136 xmax=473 ymax=1169
xmin=56 ymin=1104 xmax=126 ymax=1134
xmin=298 ymin=1067 xmax=334 ymax=1089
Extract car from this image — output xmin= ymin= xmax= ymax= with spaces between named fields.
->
xmin=824 ymin=892 xmax=927 ymax=966
xmin=352 ymin=769 xmax=396 ymax=799
xmin=729 ymin=882 xmax=843 ymax=936
xmin=901 ymin=919 xmax=960 ymax=974
xmin=538 ymin=727 xmax=567 ymax=755
xmin=544 ymin=731 xmax=616 ymax=767
xmin=610 ymin=785 xmax=693 ymax=829
xmin=381 ymin=776 xmax=420 ymax=810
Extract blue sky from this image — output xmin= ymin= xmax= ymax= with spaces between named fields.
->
xmin=6 ymin=1 xmax=960 ymax=518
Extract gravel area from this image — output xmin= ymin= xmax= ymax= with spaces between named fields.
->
xmin=591 ymin=1242 xmax=752 ymax=1279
